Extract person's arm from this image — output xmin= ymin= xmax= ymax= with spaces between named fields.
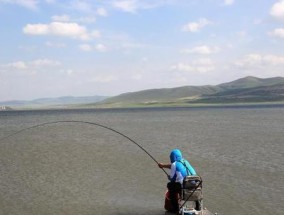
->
xmin=158 ymin=163 xmax=171 ymax=169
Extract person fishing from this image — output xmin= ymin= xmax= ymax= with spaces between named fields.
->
xmin=158 ymin=149 xmax=197 ymax=213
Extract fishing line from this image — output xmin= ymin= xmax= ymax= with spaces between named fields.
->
xmin=0 ymin=120 xmax=169 ymax=177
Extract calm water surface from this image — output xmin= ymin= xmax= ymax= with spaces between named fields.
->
xmin=0 ymin=107 xmax=283 ymax=215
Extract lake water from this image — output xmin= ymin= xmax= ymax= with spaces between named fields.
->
xmin=0 ymin=106 xmax=283 ymax=215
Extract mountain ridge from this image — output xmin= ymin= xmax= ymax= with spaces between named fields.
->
xmin=2 ymin=76 xmax=284 ymax=109
xmin=99 ymin=76 xmax=284 ymax=107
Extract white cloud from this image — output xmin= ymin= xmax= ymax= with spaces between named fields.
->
xmin=181 ymin=45 xmax=219 ymax=55
xmin=269 ymin=28 xmax=284 ymax=38
xmin=0 ymin=0 xmax=38 ymax=10
xmin=79 ymin=44 xmax=92 ymax=52
xmin=4 ymin=61 xmax=28 ymax=70
xmin=45 ymin=41 xmax=66 ymax=48
xmin=76 ymin=16 xmax=96 ymax=24
xmin=182 ymin=18 xmax=211 ymax=33
xmin=23 ymin=22 xmax=101 ymax=41
xmin=111 ymin=0 xmax=173 ymax=13
xmin=224 ymin=0 xmax=234 ymax=6
xmin=112 ymin=0 xmax=137 ymax=13
xmin=233 ymin=54 xmax=284 ymax=77
xmin=171 ymin=63 xmax=194 ymax=72
xmin=2 ymin=59 xmax=61 ymax=74
xmin=95 ymin=44 xmax=107 ymax=52
xmin=90 ymin=30 xmax=101 ymax=38
xmin=235 ymin=54 xmax=284 ymax=68
xmin=96 ymin=7 xmax=108 ymax=16
xmin=79 ymin=43 xmax=107 ymax=52
xmin=90 ymin=75 xmax=117 ymax=83
xmin=51 ymin=15 xmax=96 ymax=24
xmin=270 ymin=0 xmax=284 ymax=20
xmin=171 ymin=58 xmax=215 ymax=73
xmin=31 ymin=58 xmax=61 ymax=67
xmin=51 ymin=14 xmax=70 ymax=22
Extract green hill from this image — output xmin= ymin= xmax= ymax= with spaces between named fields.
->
xmin=103 ymin=85 xmax=220 ymax=103
xmin=98 ymin=76 xmax=284 ymax=107
xmin=194 ymin=83 xmax=284 ymax=103
xmin=218 ymin=76 xmax=284 ymax=90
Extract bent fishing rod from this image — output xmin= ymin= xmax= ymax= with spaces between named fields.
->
xmin=0 ymin=120 xmax=169 ymax=177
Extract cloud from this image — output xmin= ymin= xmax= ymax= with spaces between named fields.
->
xmin=269 ymin=28 xmax=284 ymax=38
xmin=4 ymin=61 xmax=27 ymax=69
xmin=96 ymin=7 xmax=108 ymax=16
xmin=51 ymin=14 xmax=70 ymax=22
xmin=171 ymin=58 xmax=215 ymax=73
xmin=79 ymin=44 xmax=92 ymax=52
xmin=270 ymin=0 xmax=284 ymax=20
xmin=76 ymin=16 xmax=96 ymax=24
xmin=2 ymin=58 xmax=61 ymax=74
xmin=95 ymin=44 xmax=107 ymax=52
xmin=182 ymin=18 xmax=211 ymax=33
xmin=90 ymin=75 xmax=117 ymax=83
xmin=31 ymin=58 xmax=61 ymax=67
xmin=79 ymin=43 xmax=107 ymax=52
xmin=111 ymin=0 xmax=174 ymax=13
xmin=51 ymin=14 xmax=96 ymax=24
xmin=112 ymin=0 xmax=138 ymax=13
xmin=23 ymin=22 xmax=101 ymax=41
xmin=0 ymin=0 xmax=38 ymax=9
xmin=235 ymin=54 xmax=284 ymax=68
xmin=224 ymin=0 xmax=234 ymax=6
xmin=45 ymin=41 xmax=66 ymax=48
xmin=181 ymin=45 xmax=219 ymax=55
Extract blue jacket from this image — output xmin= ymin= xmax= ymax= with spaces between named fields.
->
xmin=169 ymin=149 xmax=196 ymax=183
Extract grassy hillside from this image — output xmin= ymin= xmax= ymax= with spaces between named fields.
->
xmin=97 ymin=76 xmax=284 ymax=108
xmin=218 ymin=76 xmax=284 ymax=90
xmin=103 ymin=85 xmax=220 ymax=103
xmin=3 ymin=76 xmax=284 ymax=110
xmin=192 ymin=83 xmax=284 ymax=103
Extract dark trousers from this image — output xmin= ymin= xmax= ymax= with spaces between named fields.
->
xmin=167 ymin=182 xmax=181 ymax=212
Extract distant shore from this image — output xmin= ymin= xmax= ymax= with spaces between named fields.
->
xmin=3 ymin=101 xmax=284 ymax=111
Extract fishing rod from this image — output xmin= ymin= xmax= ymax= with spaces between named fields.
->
xmin=0 ymin=120 xmax=169 ymax=177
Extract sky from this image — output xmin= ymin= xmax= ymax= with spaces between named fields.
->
xmin=1 ymin=0 xmax=284 ymax=101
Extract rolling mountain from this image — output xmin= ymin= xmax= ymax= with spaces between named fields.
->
xmin=99 ymin=76 xmax=284 ymax=107
xmin=2 ymin=76 xmax=284 ymax=110
xmin=217 ymin=76 xmax=284 ymax=90
xmin=102 ymin=85 xmax=220 ymax=103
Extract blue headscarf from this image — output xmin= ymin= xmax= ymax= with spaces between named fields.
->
xmin=170 ymin=149 xmax=183 ymax=163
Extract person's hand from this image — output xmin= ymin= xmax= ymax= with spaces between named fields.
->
xmin=158 ymin=163 xmax=164 ymax=168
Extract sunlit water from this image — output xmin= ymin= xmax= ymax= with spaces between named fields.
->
xmin=0 ymin=107 xmax=283 ymax=215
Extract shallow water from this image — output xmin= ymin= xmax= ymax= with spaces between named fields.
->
xmin=0 ymin=107 xmax=283 ymax=215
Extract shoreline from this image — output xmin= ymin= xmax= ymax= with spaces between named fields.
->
xmin=2 ymin=102 xmax=284 ymax=112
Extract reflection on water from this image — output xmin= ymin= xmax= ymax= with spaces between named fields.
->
xmin=0 ymin=107 xmax=283 ymax=215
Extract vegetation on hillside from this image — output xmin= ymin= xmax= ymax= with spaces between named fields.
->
xmin=97 ymin=76 xmax=284 ymax=108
